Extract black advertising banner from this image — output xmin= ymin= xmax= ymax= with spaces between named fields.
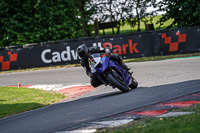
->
xmin=160 ymin=29 xmax=188 ymax=55
xmin=184 ymin=28 xmax=200 ymax=53
xmin=18 ymin=42 xmax=81 ymax=69
xmin=83 ymin=32 xmax=153 ymax=59
xmin=0 ymin=49 xmax=21 ymax=71
xmin=0 ymin=26 xmax=200 ymax=71
xmin=159 ymin=27 xmax=200 ymax=55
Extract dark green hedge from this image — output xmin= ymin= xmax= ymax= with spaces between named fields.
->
xmin=0 ymin=0 xmax=83 ymax=47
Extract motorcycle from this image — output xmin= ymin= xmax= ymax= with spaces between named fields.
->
xmin=89 ymin=53 xmax=138 ymax=92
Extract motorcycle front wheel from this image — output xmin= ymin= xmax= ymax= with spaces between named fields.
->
xmin=106 ymin=72 xmax=130 ymax=93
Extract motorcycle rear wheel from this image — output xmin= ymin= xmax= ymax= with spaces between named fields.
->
xmin=106 ymin=72 xmax=130 ymax=92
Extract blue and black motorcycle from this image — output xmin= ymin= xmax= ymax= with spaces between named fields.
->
xmin=89 ymin=53 xmax=138 ymax=92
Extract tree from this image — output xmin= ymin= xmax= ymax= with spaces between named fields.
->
xmin=75 ymin=0 xmax=97 ymax=37
xmin=126 ymin=0 xmax=153 ymax=31
xmin=94 ymin=0 xmax=154 ymax=32
xmin=93 ymin=0 xmax=130 ymax=34
xmin=0 ymin=0 xmax=83 ymax=47
xmin=157 ymin=0 xmax=200 ymax=28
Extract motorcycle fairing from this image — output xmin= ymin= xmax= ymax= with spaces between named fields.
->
xmin=91 ymin=55 xmax=132 ymax=86
xmin=109 ymin=60 xmax=132 ymax=86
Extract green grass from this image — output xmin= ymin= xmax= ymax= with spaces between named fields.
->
xmin=123 ymin=53 xmax=200 ymax=63
xmin=92 ymin=15 xmax=174 ymax=36
xmin=0 ymin=86 xmax=66 ymax=118
xmin=0 ymin=64 xmax=81 ymax=74
xmin=99 ymin=104 xmax=200 ymax=133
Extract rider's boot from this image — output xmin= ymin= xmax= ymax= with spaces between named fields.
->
xmin=117 ymin=56 xmax=131 ymax=71
xmin=121 ymin=62 xmax=131 ymax=71
xmin=122 ymin=63 xmax=133 ymax=75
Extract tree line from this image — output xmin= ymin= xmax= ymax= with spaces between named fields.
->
xmin=0 ymin=0 xmax=199 ymax=47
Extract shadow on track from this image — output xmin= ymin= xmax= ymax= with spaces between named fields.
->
xmin=59 ymin=79 xmax=200 ymax=106
xmin=90 ymin=87 xmax=144 ymax=100
xmin=54 ymin=79 xmax=200 ymax=132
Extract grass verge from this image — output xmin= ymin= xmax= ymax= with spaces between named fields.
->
xmin=98 ymin=103 xmax=200 ymax=133
xmin=123 ymin=53 xmax=200 ymax=63
xmin=91 ymin=15 xmax=174 ymax=36
xmin=0 ymin=64 xmax=81 ymax=74
xmin=0 ymin=86 xmax=67 ymax=118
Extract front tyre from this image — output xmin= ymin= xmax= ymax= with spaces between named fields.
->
xmin=106 ymin=73 xmax=130 ymax=93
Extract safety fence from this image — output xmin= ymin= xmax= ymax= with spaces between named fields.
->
xmin=0 ymin=26 xmax=200 ymax=71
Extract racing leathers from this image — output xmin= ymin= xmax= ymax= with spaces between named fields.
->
xmin=80 ymin=46 xmax=130 ymax=87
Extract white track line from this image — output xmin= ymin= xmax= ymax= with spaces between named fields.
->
xmin=28 ymin=83 xmax=91 ymax=91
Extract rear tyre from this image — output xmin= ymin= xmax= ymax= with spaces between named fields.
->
xmin=129 ymin=77 xmax=138 ymax=89
xmin=106 ymin=72 xmax=129 ymax=92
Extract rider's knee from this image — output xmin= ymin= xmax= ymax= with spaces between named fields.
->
xmin=90 ymin=77 xmax=103 ymax=87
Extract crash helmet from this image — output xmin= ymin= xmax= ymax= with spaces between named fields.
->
xmin=76 ymin=44 xmax=89 ymax=58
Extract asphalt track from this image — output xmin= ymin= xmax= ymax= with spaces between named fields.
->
xmin=0 ymin=57 xmax=200 ymax=133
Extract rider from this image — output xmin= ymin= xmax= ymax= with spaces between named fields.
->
xmin=76 ymin=44 xmax=131 ymax=87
